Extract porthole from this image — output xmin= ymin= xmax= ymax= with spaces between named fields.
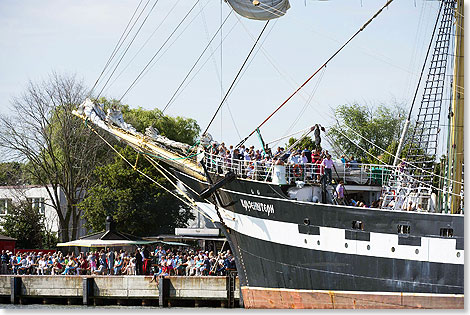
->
xmin=250 ymin=189 xmax=254 ymax=194
xmin=317 ymin=240 xmax=320 ymax=246
xmin=457 ymin=252 xmax=461 ymax=258
xmin=303 ymin=218 xmax=310 ymax=225
xmin=257 ymin=190 xmax=260 ymax=195
xmin=391 ymin=247 xmax=395 ymax=252
xmin=345 ymin=243 xmax=348 ymax=248
xmin=367 ymin=245 xmax=370 ymax=250
xmin=415 ymin=249 xmax=419 ymax=254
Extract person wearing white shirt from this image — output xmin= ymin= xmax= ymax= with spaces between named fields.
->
xmin=321 ymin=155 xmax=334 ymax=184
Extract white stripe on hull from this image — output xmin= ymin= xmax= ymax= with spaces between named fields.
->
xmin=195 ymin=202 xmax=464 ymax=265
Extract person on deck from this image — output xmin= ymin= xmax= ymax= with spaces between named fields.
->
xmin=300 ymin=151 xmax=308 ymax=164
xmin=303 ymin=148 xmax=312 ymax=163
xmin=336 ymin=180 xmax=345 ymax=204
xmin=311 ymin=149 xmax=322 ymax=182
xmin=321 ymin=154 xmax=334 ymax=184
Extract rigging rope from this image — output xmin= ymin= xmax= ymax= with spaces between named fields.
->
xmin=161 ymin=18 xmax=239 ymax=109
xmin=142 ymin=154 xmax=215 ymax=222
xmin=82 ymin=121 xmax=215 ymax=222
xmin=130 ymin=0 xmax=215 ymax=95
xmin=102 ymin=0 xmax=183 ymax=95
xmin=276 ymin=67 xmax=326 ymax=149
xmin=88 ymin=0 xmax=145 ymax=97
xmin=333 ymin=118 xmax=464 ymax=186
xmin=162 ymin=9 xmax=233 ymax=114
xmin=118 ymin=0 xmax=200 ymax=102
xmin=331 ymin=123 xmax=462 ymax=197
xmin=96 ymin=0 xmax=161 ymax=99
xmin=235 ymin=0 xmax=395 ymax=149
xmin=196 ymin=0 xmax=239 ymax=140
xmin=202 ymin=19 xmax=270 ymax=137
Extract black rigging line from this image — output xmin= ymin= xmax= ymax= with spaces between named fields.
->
xmin=102 ymin=0 xmax=183 ymax=95
xmin=235 ymin=0 xmax=394 ymax=149
xmin=115 ymin=0 xmax=213 ymax=97
xmin=88 ymin=0 xmax=146 ymax=97
xmin=96 ymin=0 xmax=160 ymax=100
xmin=118 ymin=0 xmax=200 ymax=103
xmin=202 ymin=20 xmax=270 ymax=137
xmin=162 ymin=10 xmax=233 ymax=114
xmin=405 ymin=0 xmax=443 ymax=121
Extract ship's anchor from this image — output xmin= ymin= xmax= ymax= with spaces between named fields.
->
xmin=199 ymin=160 xmax=237 ymax=209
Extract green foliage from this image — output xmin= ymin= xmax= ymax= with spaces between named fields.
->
xmin=97 ymin=98 xmax=200 ymax=145
xmin=286 ymin=136 xmax=317 ymax=151
xmin=79 ymin=146 xmax=194 ymax=236
xmin=0 ymin=73 xmax=115 ymax=242
xmin=2 ymin=200 xmax=48 ymax=249
xmin=327 ymin=103 xmax=407 ymax=164
xmin=79 ymin=98 xmax=200 ymax=236
xmin=0 ymin=162 xmax=28 ymax=186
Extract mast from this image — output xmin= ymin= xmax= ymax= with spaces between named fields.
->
xmin=449 ymin=0 xmax=464 ymax=214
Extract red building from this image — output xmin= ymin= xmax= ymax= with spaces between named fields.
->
xmin=0 ymin=234 xmax=16 ymax=253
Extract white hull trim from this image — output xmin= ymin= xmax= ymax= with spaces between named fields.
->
xmin=195 ymin=202 xmax=464 ymax=265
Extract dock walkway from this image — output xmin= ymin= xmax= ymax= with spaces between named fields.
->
xmin=0 ymin=274 xmax=240 ymax=308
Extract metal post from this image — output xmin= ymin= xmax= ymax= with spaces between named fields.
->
xmin=10 ymin=276 xmax=21 ymax=304
xmin=226 ymin=271 xmax=236 ymax=308
xmin=158 ymin=277 xmax=169 ymax=307
xmin=82 ymin=277 xmax=94 ymax=306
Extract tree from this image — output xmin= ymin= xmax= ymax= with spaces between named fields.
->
xmin=2 ymin=199 xmax=45 ymax=249
xmin=79 ymin=146 xmax=194 ymax=236
xmin=327 ymin=103 xmax=407 ymax=164
xmin=286 ymin=136 xmax=318 ymax=152
xmin=0 ymin=73 xmax=113 ymax=242
xmin=0 ymin=162 xmax=28 ymax=186
xmin=93 ymin=98 xmax=200 ymax=144
xmin=121 ymin=106 xmax=200 ymax=145
xmin=79 ymin=104 xmax=199 ymax=236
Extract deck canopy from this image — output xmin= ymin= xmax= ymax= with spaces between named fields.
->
xmin=57 ymin=216 xmax=155 ymax=248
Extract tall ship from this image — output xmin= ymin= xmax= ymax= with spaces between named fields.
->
xmin=73 ymin=0 xmax=464 ymax=309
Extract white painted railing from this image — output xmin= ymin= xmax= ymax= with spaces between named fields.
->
xmin=203 ymin=153 xmax=393 ymax=186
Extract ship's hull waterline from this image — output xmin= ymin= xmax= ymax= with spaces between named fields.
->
xmin=172 ymin=168 xmax=464 ymax=309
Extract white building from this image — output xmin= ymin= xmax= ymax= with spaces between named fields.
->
xmin=0 ymin=185 xmax=88 ymax=240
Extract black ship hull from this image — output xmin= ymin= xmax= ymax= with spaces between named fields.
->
xmin=172 ymin=168 xmax=464 ymax=308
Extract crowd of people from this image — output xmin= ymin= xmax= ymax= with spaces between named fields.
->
xmin=204 ymin=141 xmax=355 ymax=184
xmin=0 ymin=245 xmax=236 ymax=278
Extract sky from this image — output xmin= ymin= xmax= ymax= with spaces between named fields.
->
xmin=0 ymin=0 xmax=460 ymax=152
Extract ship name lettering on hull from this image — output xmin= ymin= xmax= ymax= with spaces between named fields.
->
xmin=240 ymin=199 xmax=274 ymax=216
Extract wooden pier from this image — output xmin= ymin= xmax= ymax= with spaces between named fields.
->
xmin=0 ymin=274 xmax=240 ymax=308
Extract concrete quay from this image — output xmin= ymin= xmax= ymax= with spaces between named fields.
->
xmin=0 ymin=274 xmax=240 ymax=308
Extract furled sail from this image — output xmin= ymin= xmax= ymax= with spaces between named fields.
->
xmin=226 ymin=0 xmax=290 ymax=20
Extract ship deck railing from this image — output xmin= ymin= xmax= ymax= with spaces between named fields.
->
xmin=203 ymin=153 xmax=395 ymax=186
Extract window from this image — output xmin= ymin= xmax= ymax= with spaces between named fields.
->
xmin=352 ymin=220 xmax=364 ymax=230
xmin=27 ymin=198 xmax=45 ymax=215
xmin=397 ymin=224 xmax=410 ymax=234
xmin=440 ymin=228 xmax=453 ymax=237
xmin=0 ymin=199 xmax=10 ymax=215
